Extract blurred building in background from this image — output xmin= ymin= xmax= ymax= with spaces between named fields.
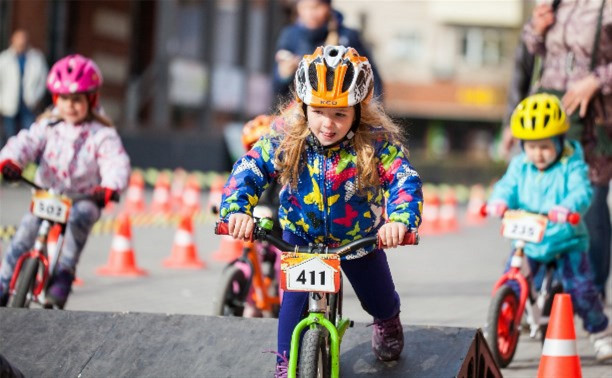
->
xmin=335 ymin=0 xmax=528 ymax=183
xmin=0 ymin=0 xmax=529 ymax=183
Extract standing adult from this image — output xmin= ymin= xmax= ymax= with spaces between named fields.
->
xmin=0 ymin=29 xmax=48 ymax=146
xmin=273 ymin=0 xmax=383 ymax=105
xmin=521 ymin=0 xmax=611 ymax=299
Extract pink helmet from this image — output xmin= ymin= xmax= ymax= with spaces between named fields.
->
xmin=46 ymin=54 xmax=103 ymax=94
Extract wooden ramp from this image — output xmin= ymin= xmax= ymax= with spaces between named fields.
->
xmin=0 ymin=308 xmax=500 ymax=377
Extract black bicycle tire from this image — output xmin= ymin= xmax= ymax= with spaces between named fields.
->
xmin=299 ymin=327 xmax=330 ymax=378
xmin=212 ymin=265 xmax=249 ymax=316
xmin=540 ymin=283 xmax=563 ymax=344
xmin=484 ymin=285 xmax=520 ymax=368
xmin=9 ymin=258 xmax=39 ymax=308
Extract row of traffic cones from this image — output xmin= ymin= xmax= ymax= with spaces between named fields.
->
xmin=95 ymin=211 xmax=206 ymax=277
xmin=419 ymin=184 xmax=488 ymax=235
xmin=124 ymin=170 xmax=203 ymax=216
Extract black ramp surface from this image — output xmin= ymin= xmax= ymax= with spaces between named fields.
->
xmin=0 ymin=308 xmax=489 ymax=377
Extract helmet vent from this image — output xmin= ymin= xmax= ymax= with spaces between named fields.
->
xmin=308 ymin=64 xmax=318 ymax=91
xmin=543 ymin=115 xmax=550 ymax=128
xmin=342 ymin=63 xmax=354 ymax=92
xmin=355 ymin=70 xmax=366 ymax=92
xmin=326 ymin=67 xmax=335 ymax=91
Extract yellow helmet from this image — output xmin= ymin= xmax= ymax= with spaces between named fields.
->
xmin=510 ymin=93 xmax=569 ymax=140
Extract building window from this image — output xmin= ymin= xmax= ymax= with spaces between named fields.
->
xmin=459 ymin=27 xmax=504 ymax=67
xmin=388 ymin=31 xmax=423 ymax=62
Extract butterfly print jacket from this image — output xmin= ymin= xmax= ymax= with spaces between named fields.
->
xmin=219 ymin=130 xmax=423 ymax=260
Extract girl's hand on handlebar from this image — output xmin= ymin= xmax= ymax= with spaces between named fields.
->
xmin=228 ymin=213 xmax=255 ymax=241
xmin=93 ymin=186 xmax=119 ymax=207
xmin=378 ymin=222 xmax=408 ymax=249
xmin=0 ymin=159 xmax=22 ymax=182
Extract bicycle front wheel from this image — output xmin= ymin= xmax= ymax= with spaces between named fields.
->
xmin=299 ymin=326 xmax=330 ymax=378
xmin=9 ymin=258 xmax=39 ymax=308
xmin=212 ymin=265 xmax=249 ymax=316
xmin=484 ymin=285 xmax=520 ymax=368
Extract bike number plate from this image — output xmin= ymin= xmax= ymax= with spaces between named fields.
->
xmin=31 ymin=191 xmax=72 ymax=223
xmin=280 ymin=252 xmax=341 ymax=293
xmin=502 ymin=210 xmax=548 ymax=243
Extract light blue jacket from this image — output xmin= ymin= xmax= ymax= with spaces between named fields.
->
xmin=489 ymin=140 xmax=592 ymax=262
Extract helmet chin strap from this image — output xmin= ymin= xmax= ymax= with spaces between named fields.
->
xmin=303 ymin=103 xmax=361 ymax=149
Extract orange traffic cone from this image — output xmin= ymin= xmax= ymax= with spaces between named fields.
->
xmin=206 ymin=176 xmax=225 ymax=214
xmin=150 ymin=172 xmax=171 ymax=215
xmin=537 ymin=294 xmax=582 ymax=378
xmin=171 ymin=168 xmax=187 ymax=212
xmin=163 ymin=213 xmax=206 ymax=269
xmin=46 ymin=224 xmax=84 ymax=286
xmin=419 ymin=187 xmax=441 ymax=235
xmin=439 ymin=188 xmax=459 ymax=233
xmin=181 ymin=174 xmax=201 ymax=216
xmin=212 ymin=235 xmax=244 ymax=262
xmin=124 ymin=171 xmax=146 ymax=214
xmin=96 ymin=213 xmax=148 ymax=276
xmin=465 ymin=184 xmax=487 ymax=226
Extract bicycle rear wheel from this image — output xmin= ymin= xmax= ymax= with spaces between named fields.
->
xmin=299 ymin=326 xmax=330 ymax=378
xmin=212 ymin=265 xmax=249 ymax=316
xmin=9 ymin=258 xmax=39 ymax=308
xmin=484 ymin=285 xmax=520 ymax=368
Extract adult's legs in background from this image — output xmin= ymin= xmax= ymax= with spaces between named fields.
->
xmin=584 ymin=183 xmax=611 ymax=299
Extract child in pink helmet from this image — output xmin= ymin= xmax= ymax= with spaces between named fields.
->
xmin=0 ymin=54 xmax=131 ymax=308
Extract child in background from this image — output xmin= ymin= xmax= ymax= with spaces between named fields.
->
xmin=487 ymin=93 xmax=611 ymax=362
xmin=218 ymin=45 xmax=423 ymax=376
xmin=0 ymin=54 xmax=130 ymax=308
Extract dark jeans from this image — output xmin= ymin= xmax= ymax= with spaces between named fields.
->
xmin=2 ymin=107 xmax=35 ymax=146
xmin=503 ymin=248 xmax=607 ymax=333
xmin=277 ymin=231 xmax=400 ymax=361
xmin=585 ymin=183 xmax=611 ymax=298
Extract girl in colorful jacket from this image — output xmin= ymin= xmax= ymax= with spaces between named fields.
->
xmin=487 ymin=93 xmax=611 ymax=362
xmin=219 ymin=46 xmax=423 ymax=375
xmin=0 ymin=54 xmax=131 ymax=309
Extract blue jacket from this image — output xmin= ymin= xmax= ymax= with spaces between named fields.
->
xmin=489 ymin=140 xmax=592 ymax=262
xmin=219 ymin=129 xmax=423 ymax=260
xmin=273 ymin=10 xmax=383 ymax=101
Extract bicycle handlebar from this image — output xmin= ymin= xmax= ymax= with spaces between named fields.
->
xmin=480 ymin=204 xmax=581 ymax=225
xmin=215 ymin=221 xmax=418 ymax=257
xmin=20 ymin=176 xmax=120 ymax=203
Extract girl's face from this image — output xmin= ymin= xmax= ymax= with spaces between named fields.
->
xmin=523 ymin=138 xmax=557 ymax=170
xmin=297 ymin=0 xmax=331 ymax=29
xmin=307 ymin=106 xmax=355 ymax=146
xmin=56 ymin=93 xmax=89 ymax=124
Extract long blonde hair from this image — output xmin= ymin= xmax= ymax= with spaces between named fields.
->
xmin=274 ymin=99 xmax=408 ymax=193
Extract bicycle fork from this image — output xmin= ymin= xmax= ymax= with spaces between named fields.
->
xmin=9 ymin=220 xmax=54 ymax=299
xmin=287 ymin=293 xmax=352 ymax=378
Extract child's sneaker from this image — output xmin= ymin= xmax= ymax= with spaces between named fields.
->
xmin=590 ymin=326 xmax=612 ymax=362
xmin=45 ymin=270 xmax=74 ymax=309
xmin=371 ymin=313 xmax=404 ymax=361
xmin=273 ymin=351 xmax=288 ymax=378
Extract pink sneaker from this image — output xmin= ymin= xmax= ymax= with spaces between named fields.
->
xmin=371 ymin=313 xmax=404 ymax=361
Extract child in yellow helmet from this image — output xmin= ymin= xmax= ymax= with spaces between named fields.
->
xmin=487 ymin=93 xmax=611 ymax=362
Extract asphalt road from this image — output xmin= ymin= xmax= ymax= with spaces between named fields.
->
xmin=1 ymin=183 xmax=610 ymax=377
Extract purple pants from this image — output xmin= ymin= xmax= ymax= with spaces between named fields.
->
xmin=504 ymin=248 xmax=608 ymax=333
xmin=277 ymin=231 xmax=400 ymax=361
